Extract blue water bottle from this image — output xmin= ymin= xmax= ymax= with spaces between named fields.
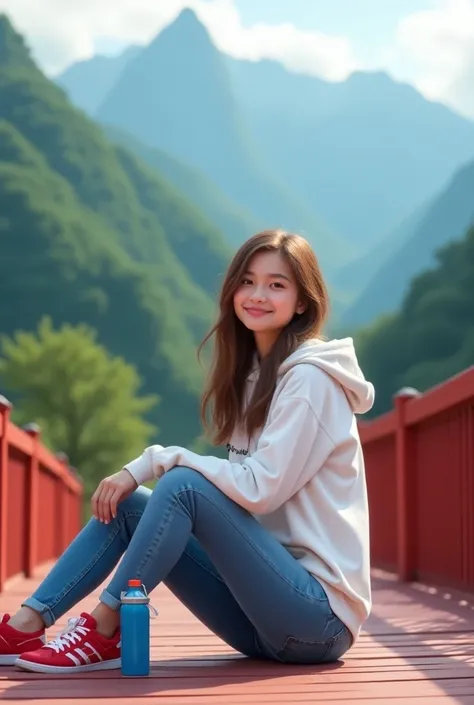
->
xmin=120 ymin=579 xmax=155 ymax=677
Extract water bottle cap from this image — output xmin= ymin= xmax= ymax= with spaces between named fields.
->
xmin=120 ymin=581 xmax=150 ymax=604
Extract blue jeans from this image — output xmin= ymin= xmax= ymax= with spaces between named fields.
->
xmin=24 ymin=467 xmax=352 ymax=664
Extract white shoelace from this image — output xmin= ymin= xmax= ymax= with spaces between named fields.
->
xmin=44 ymin=617 xmax=89 ymax=653
xmin=43 ymin=605 xmax=158 ymax=655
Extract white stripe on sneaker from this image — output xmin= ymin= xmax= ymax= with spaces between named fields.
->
xmin=65 ymin=651 xmax=81 ymax=666
xmin=64 ymin=643 xmax=103 ymax=667
xmin=74 ymin=648 xmax=91 ymax=664
xmin=84 ymin=642 xmax=102 ymax=661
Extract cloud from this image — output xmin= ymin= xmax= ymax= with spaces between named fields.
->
xmin=194 ymin=0 xmax=359 ymax=81
xmin=393 ymin=0 xmax=474 ymax=116
xmin=0 ymin=0 xmax=359 ymax=81
xmin=3 ymin=0 xmax=472 ymax=116
xmin=0 ymin=0 xmax=186 ymax=72
xmin=445 ymin=47 xmax=474 ymax=116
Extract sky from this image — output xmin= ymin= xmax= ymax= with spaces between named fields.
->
xmin=1 ymin=0 xmax=473 ymax=118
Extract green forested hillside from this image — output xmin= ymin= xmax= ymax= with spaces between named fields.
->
xmin=106 ymin=125 xmax=262 ymax=248
xmin=357 ymin=225 xmax=474 ymax=416
xmin=0 ymin=15 xmax=232 ymax=449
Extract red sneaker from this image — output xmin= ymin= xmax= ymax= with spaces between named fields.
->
xmin=0 ymin=614 xmax=46 ymax=665
xmin=15 ymin=612 xmax=121 ymax=674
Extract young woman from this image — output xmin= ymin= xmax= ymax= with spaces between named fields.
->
xmin=0 ymin=229 xmax=374 ymax=673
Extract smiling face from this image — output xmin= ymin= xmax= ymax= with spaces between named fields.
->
xmin=233 ymin=250 xmax=306 ymax=356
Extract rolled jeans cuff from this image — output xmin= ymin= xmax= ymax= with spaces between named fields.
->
xmin=21 ymin=597 xmax=56 ymax=628
xmin=99 ymin=588 xmax=122 ymax=611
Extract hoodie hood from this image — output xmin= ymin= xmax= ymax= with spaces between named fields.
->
xmin=278 ymin=337 xmax=375 ymax=414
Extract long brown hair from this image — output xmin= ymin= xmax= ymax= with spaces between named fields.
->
xmin=198 ymin=229 xmax=330 ymax=445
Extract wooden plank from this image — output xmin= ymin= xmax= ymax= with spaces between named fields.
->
xmin=1 ymin=694 xmax=473 ymax=705
xmin=2 ymin=677 xmax=474 ymax=699
xmin=0 ymin=693 xmax=473 ymax=705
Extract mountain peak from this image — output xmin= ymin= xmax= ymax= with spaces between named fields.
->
xmin=345 ymin=70 xmax=419 ymax=97
xmin=151 ymin=6 xmax=211 ymax=47
xmin=175 ymin=7 xmax=199 ymax=22
xmin=0 ymin=14 xmax=35 ymax=70
xmin=173 ymin=7 xmax=202 ymax=28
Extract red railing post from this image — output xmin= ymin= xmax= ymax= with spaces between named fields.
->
xmin=394 ymin=387 xmax=420 ymax=582
xmin=23 ymin=422 xmax=41 ymax=579
xmin=0 ymin=395 xmax=12 ymax=592
xmin=56 ymin=452 xmax=71 ymax=554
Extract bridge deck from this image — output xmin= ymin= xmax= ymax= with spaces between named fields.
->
xmin=1 ymin=565 xmax=474 ymax=703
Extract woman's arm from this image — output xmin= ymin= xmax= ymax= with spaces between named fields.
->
xmin=125 ymin=395 xmax=335 ymax=515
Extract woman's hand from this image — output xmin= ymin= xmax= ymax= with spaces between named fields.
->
xmin=91 ymin=469 xmax=138 ymax=524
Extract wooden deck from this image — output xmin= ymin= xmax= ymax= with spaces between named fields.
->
xmin=1 ymin=564 xmax=474 ymax=703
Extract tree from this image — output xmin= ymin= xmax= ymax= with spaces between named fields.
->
xmin=0 ymin=317 xmax=158 ymax=497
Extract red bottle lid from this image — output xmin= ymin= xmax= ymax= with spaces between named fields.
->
xmin=128 ymin=579 xmax=141 ymax=587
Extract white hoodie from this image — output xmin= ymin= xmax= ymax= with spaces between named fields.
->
xmin=125 ymin=337 xmax=375 ymax=641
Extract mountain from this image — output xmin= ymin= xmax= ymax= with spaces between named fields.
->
xmin=57 ymin=46 xmax=141 ymax=115
xmin=58 ymin=22 xmax=474 ymax=264
xmin=226 ymin=59 xmax=474 ymax=252
xmin=105 ymin=124 xmax=262 ymax=247
xmin=0 ymin=14 xmax=232 ymax=448
xmin=331 ymin=202 xmax=429 ymax=311
xmin=356 ymin=223 xmax=474 ymax=416
xmin=0 ymin=12 xmax=33 ymax=68
xmin=340 ymin=158 xmax=474 ymax=328
xmin=92 ymin=9 xmax=350 ymax=274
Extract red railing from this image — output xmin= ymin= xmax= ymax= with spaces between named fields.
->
xmin=360 ymin=366 xmax=474 ymax=592
xmin=1 ymin=365 xmax=473 ymax=596
xmin=0 ymin=395 xmax=83 ymax=593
